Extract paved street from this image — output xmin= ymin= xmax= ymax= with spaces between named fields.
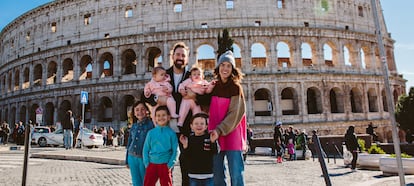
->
xmin=1 ymin=145 xmax=414 ymax=186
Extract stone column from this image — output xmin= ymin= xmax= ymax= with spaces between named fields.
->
xmin=92 ymin=48 xmax=99 ymax=79
xmin=56 ymin=54 xmax=62 ymax=84
xmin=74 ymin=52 xmax=80 ymax=81
xmin=42 ymin=60 xmax=47 ymax=87
xmin=114 ymin=46 xmax=121 ymax=78
xmin=269 ymin=40 xmax=277 ymax=73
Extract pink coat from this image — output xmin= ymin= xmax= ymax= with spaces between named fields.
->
xmin=208 ymin=96 xmax=247 ymax=151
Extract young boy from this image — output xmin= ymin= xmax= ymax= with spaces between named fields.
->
xmin=143 ymin=106 xmax=179 ymax=186
xmin=144 ymin=66 xmax=179 ymax=120
xmin=179 ymin=113 xmax=218 ymax=186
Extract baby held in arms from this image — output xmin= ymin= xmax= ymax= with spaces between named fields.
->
xmin=144 ymin=66 xmax=179 ymax=120
xmin=177 ymin=67 xmax=215 ymax=126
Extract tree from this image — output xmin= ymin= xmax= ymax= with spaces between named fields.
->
xmin=217 ymin=28 xmax=234 ymax=60
xmin=395 ymin=87 xmax=414 ymax=131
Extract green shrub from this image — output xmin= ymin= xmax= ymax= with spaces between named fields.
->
xmin=390 ymin=153 xmax=413 ymax=158
xmin=367 ymin=144 xmax=386 ymax=154
xmin=357 ymin=139 xmax=366 ymax=152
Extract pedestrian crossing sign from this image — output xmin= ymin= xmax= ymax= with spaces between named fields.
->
xmin=81 ymin=91 xmax=88 ymax=104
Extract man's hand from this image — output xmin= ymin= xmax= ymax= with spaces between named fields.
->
xmin=157 ymin=95 xmax=167 ymax=105
xmin=186 ymin=88 xmax=196 ymax=99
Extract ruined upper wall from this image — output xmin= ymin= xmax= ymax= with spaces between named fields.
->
xmin=0 ymin=0 xmax=389 ymax=63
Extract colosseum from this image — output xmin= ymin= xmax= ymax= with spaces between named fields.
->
xmin=0 ymin=0 xmax=406 ymax=141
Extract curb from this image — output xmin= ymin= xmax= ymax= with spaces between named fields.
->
xmin=30 ymin=153 xmax=125 ymax=165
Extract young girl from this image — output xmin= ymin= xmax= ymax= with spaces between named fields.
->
xmin=287 ymin=138 xmax=296 ymax=161
xmin=125 ymin=101 xmax=154 ymax=186
xmin=177 ymin=67 xmax=214 ymax=127
xmin=143 ymin=106 xmax=179 ymax=186
xmin=179 ymin=113 xmax=218 ymax=186
xmin=144 ymin=66 xmax=179 ymax=120
xmin=208 ymin=51 xmax=247 ymax=186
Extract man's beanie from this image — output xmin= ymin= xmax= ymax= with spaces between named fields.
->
xmin=217 ymin=51 xmax=236 ymax=68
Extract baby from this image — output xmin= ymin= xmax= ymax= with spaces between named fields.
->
xmin=144 ymin=66 xmax=179 ymax=120
xmin=177 ymin=67 xmax=214 ymax=127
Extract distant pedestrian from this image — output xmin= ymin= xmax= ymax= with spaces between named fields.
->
xmin=344 ymin=126 xmax=360 ymax=170
xmin=406 ymin=129 xmax=413 ymax=144
xmin=107 ymin=126 xmax=114 ymax=146
xmin=126 ymin=101 xmax=154 ymax=186
xmin=101 ymin=127 xmax=107 ymax=146
xmin=287 ymin=139 xmax=296 ymax=161
xmin=143 ymin=106 xmax=178 ymax=186
xmin=62 ymin=110 xmax=74 ymax=150
xmin=273 ymin=121 xmax=284 ymax=163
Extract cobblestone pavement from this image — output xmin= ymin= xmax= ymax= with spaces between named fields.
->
xmin=1 ymin=145 xmax=414 ymax=186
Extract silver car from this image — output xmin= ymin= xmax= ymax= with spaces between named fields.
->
xmin=34 ymin=128 xmax=104 ymax=148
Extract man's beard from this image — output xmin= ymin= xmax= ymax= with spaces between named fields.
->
xmin=174 ymin=60 xmax=185 ymax=69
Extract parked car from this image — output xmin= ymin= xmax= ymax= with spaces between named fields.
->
xmin=34 ymin=128 xmax=103 ymax=148
xmin=31 ymin=126 xmax=52 ymax=145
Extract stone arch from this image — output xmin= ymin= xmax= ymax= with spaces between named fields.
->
xmin=121 ymin=49 xmax=137 ymax=75
xmin=277 ymin=41 xmax=291 ymax=68
xmin=47 ymin=61 xmax=57 ymax=85
xmin=197 ymin=44 xmax=215 ymax=71
xmin=301 ymin=42 xmax=313 ymax=66
xmin=254 ymin=88 xmax=272 ymax=116
xmin=323 ymin=43 xmax=334 ymax=67
xmin=120 ymin=95 xmax=135 ymax=121
xmin=146 ymin=47 xmax=162 ymax=72
xmin=360 ymin=48 xmax=366 ymax=69
xmin=62 ymin=58 xmax=74 ymax=82
xmin=11 ymin=106 xmax=16 ymax=124
xmin=19 ymin=106 xmax=26 ymax=123
xmin=251 ymin=42 xmax=267 ymax=68
xmin=14 ymin=69 xmax=20 ymax=91
xmin=343 ymin=45 xmax=351 ymax=66
xmin=281 ymin=87 xmax=299 ymax=115
xmin=45 ymin=102 xmax=55 ymax=126
xmin=350 ymin=87 xmax=363 ymax=113
xmin=99 ymin=52 xmax=113 ymax=78
xmin=30 ymin=104 xmax=40 ymax=124
xmin=80 ymin=55 xmax=93 ymax=80
xmin=307 ymin=87 xmax=322 ymax=114
xmin=23 ymin=67 xmax=30 ymax=89
xmin=233 ymin=43 xmax=242 ymax=68
xmin=367 ymin=88 xmax=378 ymax=112
xmin=98 ymin=96 xmax=113 ymax=122
xmin=4 ymin=108 xmax=9 ymax=124
xmin=33 ymin=64 xmax=43 ymax=86
xmin=382 ymin=89 xmax=388 ymax=112
xmin=393 ymin=89 xmax=399 ymax=105
xmin=330 ymin=87 xmax=344 ymax=113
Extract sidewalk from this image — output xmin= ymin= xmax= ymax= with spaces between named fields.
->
xmin=2 ymin=144 xmax=414 ymax=186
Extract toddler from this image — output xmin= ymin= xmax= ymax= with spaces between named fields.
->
xmin=144 ymin=66 xmax=179 ymax=120
xmin=177 ymin=67 xmax=214 ymax=126
xmin=287 ymin=138 xmax=296 ymax=161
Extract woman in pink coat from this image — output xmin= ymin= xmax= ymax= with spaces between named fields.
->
xmin=209 ymin=51 xmax=247 ymax=186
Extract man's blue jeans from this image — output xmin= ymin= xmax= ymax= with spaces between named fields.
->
xmin=63 ymin=129 xmax=73 ymax=149
xmin=213 ymin=150 xmax=245 ymax=186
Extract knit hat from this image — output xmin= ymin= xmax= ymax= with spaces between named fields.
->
xmin=275 ymin=121 xmax=282 ymax=126
xmin=217 ymin=51 xmax=236 ymax=68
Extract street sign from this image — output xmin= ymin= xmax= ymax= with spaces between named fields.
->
xmin=80 ymin=91 xmax=88 ymax=104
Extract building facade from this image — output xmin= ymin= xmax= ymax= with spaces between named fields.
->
xmin=0 ymin=0 xmax=406 ymax=140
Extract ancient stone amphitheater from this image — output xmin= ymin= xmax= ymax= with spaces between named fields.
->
xmin=0 ymin=0 xmax=406 ymax=141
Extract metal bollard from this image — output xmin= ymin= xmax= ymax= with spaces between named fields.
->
xmin=312 ymin=130 xmax=332 ymax=186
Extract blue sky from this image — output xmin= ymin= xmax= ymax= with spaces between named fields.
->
xmin=1 ymin=0 xmax=413 ymax=92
